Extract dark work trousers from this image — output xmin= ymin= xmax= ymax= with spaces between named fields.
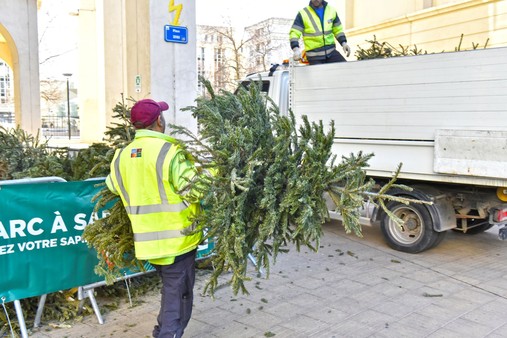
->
xmin=152 ymin=249 xmax=196 ymax=338
xmin=308 ymin=49 xmax=347 ymax=65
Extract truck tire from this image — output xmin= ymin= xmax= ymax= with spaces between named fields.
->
xmin=380 ymin=201 xmax=446 ymax=253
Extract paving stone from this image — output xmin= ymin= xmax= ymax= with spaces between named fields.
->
xmin=390 ymin=289 xmax=435 ymax=309
xmin=304 ymin=304 xmax=350 ymax=324
xmin=289 ymin=274 xmax=332 ymax=291
xmin=366 ymin=280 xmax=408 ymax=298
xmin=399 ymin=268 xmax=443 ymax=284
xmin=311 ymin=319 xmax=377 ymax=338
xmin=391 ymin=275 xmax=426 ymax=290
xmin=424 ymin=278 xmax=472 ymax=294
xmin=488 ymin=323 xmax=507 ymax=337
xmin=392 ymin=312 xmax=447 ymax=335
xmin=459 ymin=307 xmax=507 ymax=330
xmin=474 ymin=298 xmax=507 ymax=313
xmin=452 ymin=288 xmax=497 ymax=305
xmin=278 ymin=314 xmax=329 ymax=336
xmin=327 ymin=277 xmax=369 ymax=294
xmin=285 ymin=290 xmax=326 ymax=308
xmin=425 ymin=327 xmax=467 ymax=338
xmin=261 ymin=325 xmax=301 ymax=338
xmin=344 ymin=308 xmax=395 ymax=331
xmin=414 ymin=303 xmax=461 ymax=323
xmin=262 ymin=298 xmax=308 ymax=320
xmin=204 ymin=320 xmax=259 ymax=338
xmin=326 ymin=295 xmax=369 ymax=316
xmin=184 ymin=318 xmax=220 ymax=337
xmin=440 ymin=317 xmax=493 ymax=337
xmin=217 ymin=294 xmax=262 ymax=315
xmin=235 ymin=308 xmax=284 ymax=329
xmin=371 ymin=299 xmax=415 ymax=319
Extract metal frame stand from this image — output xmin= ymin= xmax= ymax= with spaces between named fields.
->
xmin=77 ymin=287 xmax=104 ymax=324
xmin=76 ymin=269 xmax=156 ymax=324
xmin=247 ymin=251 xmax=265 ymax=277
xmin=14 ymin=300 xmax=28 ymax=338
xmin=33 ymin=294 xmax=47 ymax=328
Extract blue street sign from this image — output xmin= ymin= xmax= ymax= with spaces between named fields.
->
xmin=164 ymin=25 xmax=188 ymax=44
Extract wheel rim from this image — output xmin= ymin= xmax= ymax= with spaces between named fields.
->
xmin=387 ymin=205 xmax=425 ymax=245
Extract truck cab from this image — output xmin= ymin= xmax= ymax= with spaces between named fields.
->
xmin=238 ymin=63 xmax=290 ymax=116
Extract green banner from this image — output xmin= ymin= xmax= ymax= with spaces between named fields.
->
xmin=0 ymin=179 xmax=214 ymax=303
xmin=0 ymin=180 xmax=106 ymax=302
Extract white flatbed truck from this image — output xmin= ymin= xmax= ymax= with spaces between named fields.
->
xmin=240 ymin=47 xmax=507 ymax=253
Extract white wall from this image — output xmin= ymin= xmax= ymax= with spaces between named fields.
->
xmin=150 ymin=0 xmax=198 ymax=136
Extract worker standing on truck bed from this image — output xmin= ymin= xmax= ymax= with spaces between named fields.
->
xmin=290 ymin=0 xmax=351 ymax=64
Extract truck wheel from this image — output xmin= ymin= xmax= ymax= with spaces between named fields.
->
xmin=380 ymin=201 xmax=445 ymax=253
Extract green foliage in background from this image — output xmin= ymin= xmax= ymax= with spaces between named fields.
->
xmin=355 ymin=35 xmax=428 ymax=60
xmin=0 ymin=126 xmax=71 ymax=181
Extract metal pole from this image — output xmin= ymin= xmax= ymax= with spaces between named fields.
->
xmin=14 ymin=300 xmax=28 ymax=338
xmin=66 ymin=77 xmax=71 ymax=139
xmin=33 ymin=294 xmax=47 ymax=328
xmin=63 ymin=73 xmax=72 ymax=139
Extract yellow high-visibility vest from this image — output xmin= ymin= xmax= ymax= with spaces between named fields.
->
xmin=290 ymin=5 xmax=345 ymax=58
xmin=106 ymin=130 xmax=201 ymax=262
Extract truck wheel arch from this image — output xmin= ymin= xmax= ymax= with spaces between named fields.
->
xmin=374 ymin=185 xmax=456 ymax=253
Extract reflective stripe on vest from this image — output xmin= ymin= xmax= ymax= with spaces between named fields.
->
xmin=113 ymin=143 xmax=188 ymax=216
xmin=305 ymin=46 xmax=335 ymax=58
xmin=133 ymin=226 xmax=194 ymax=242
xmin=299 ymin=6 xmax=337 ymax=52
xmin=302 ymin=8 xmax=333 ymax=37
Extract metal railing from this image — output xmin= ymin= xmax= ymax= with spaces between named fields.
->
xmin=41 ymin=116 xmax=80 ymax=137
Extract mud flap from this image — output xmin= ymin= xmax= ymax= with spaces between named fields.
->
xmin=499 ymin=226 xmax=507 ymax=240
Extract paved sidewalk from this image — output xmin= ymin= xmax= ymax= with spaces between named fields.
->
xmin=30 ymin=221 xmax=507 ymax=338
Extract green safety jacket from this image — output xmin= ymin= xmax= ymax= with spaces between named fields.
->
xmin=289 ymin=2 xmax=346 ymax=59
xmin=106 ymin=129 xmax=201 ymax=264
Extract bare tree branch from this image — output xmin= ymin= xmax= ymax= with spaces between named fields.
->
xmin=39 ymin=48 xmax=76 ymax=65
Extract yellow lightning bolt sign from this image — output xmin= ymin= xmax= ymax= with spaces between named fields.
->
xmin=169 ymin=0 xmax=183 ymax=26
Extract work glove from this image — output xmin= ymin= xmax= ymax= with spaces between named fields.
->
xmin=341 ymin=42 xmax=351 ymax=57
xmin=293 ymin=47 xmax=302 ymax=61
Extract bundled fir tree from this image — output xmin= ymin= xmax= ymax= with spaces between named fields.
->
xmin=174 ymin=79 xmax=376 ymax=295
xmin=84 ymin=79 xmax=410 ymax=295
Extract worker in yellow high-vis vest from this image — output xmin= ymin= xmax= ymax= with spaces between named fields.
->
xmin=290 ymin=0 xmax=351 ymax=65
xmin=106 ymin=99 xmax=202 ymax=338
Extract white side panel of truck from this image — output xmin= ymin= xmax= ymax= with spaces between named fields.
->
xmin=292 ymin=47 xmax=507 ymax=187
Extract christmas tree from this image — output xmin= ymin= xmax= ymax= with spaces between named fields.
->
xmin=84 ymin=79 xmax=407 ymax=295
